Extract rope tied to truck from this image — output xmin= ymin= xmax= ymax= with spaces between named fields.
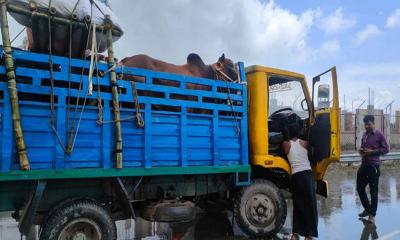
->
xmin=98 ymin=64 xmax=115 ymax=77
xmin=96 ymin=65 xmax=144 ymax=128
xmin=47 ymin=0 xmax=71 ymax=153
xmin=95 ymin=34 xmax=105 ymax=126
xmin=131 ymin=81 xmax=145 ymax=128
xmin=211 ymin=61 xmax=242 ymax=134
xmin=45 ymin=0 xmax=108 ymax=154
xmin=87 ymin=23 xmax=97 ymax=96
xmin=211 ymin=61 xmax=237 ymax=83
xmin=67 ymin=8 xmax=102 ymax=153
xmin=224 ymin=79 xmax=241 ymax=135
xmin=10 ymin=26 xmax=26 ymax=44
xmin=213 ymin=65 xmax=241 ymax=135
xmin=119 ymin=65 xmax=144 ymax=128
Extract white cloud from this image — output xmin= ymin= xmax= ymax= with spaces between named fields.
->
xmin=318 ymin=40 xmax=341 ymax=56
xmin=6 ymin=0 xmax=345 ymax=69
xmin=318 ymin=8 xmax=356 ymax=34
xmin=354 ymin=24 xmax=382 ymax=45
xmin=339 ymin=62 xmax=400 ymax=110
xmin=108 ymin=0 xmax=321 ymax=68
xmin=341 ymin=62 xmax=400 ymax=81
xmin=386 ymin=9 xmax=400 ymax=28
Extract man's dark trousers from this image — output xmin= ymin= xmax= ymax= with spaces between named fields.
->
xmin=357 ymin=164 xmax=380 ymax=216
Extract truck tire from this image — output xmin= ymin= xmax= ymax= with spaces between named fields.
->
xmin=234 ymin=179 xmax=287 ymax=237
xmin=39 ymin=199 xmax=116 ymax=240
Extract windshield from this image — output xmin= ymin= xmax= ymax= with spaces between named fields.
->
xmin=268 ymin=76 xmax=309 ymax=119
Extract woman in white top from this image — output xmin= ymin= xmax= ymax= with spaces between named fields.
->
xmin=281 ymin=123 xmax=318 ymax=240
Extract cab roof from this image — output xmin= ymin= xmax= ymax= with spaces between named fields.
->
xmin=245 ymin=65 xmax=305 ymax=79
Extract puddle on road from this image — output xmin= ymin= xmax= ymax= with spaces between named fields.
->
xmin=1 ymin=168 xmax=399 ymax=239
xmin=316 ymin=168 xmax=400 ymax=240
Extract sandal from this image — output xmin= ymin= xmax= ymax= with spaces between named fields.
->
xmin=290 ymin=234 xmax=300 ymax=240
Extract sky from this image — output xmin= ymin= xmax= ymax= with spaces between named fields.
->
xmin=5 ymin=0 xmax=400 ymax=112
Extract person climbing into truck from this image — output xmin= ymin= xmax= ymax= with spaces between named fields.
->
xmin=357 ymin=115 xmax=389 ymax=224
xmin=282 ymin=123 xmax=318 ymax=240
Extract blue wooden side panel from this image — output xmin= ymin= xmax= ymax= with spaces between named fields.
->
xmin=219 ymin=118 xmax=241 ymax=165
xmin=13 ymin=103 xmax=54 ymax=170
xmin=0 ymin=49 xmax=249 ymax=173
xmin=149 ymin=114 xmax=179 ymax=167
xmin=121 ymin=109 xmax=145 ymax=167
xmin=1 ymin=88 xmax=12 ymax=172
xmin=65 ymin=108 xmax=103 ymax=168
xmin=187 ymin=116 xmax=212 ymax=166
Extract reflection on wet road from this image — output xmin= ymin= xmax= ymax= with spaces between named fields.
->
xmin=316 ymin=168 xmax=400 ymax=240
xmin=1 ymin=167 xmax=399 ymax=239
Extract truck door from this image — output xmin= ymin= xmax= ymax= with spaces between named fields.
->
xmin=308 ymin=67 xmax=340 ymax=183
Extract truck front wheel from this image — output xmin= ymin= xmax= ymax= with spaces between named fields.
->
xmin=39 ymin=199 xmax=116 ymax=240
xmin=234 ymin=179 xmax=287 ymax=237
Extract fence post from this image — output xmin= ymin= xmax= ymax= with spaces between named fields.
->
xmin=354 ymin=113 xmax=357 ymax=152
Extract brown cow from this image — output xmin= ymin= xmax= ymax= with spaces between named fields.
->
xmin=118 ymin=53 xmax=239 ymax=114
xmin=119 ymin=53 xmax=238 ymax=84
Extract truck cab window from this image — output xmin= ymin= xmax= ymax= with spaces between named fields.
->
xmin=268 ymin=77 xmax=308 ymax=119
xmin=267 ymin=76 xmax=309 ymax=156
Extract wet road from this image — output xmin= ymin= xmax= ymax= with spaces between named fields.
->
xmin=1 ymin=166 xmax=400 ymax=239
xmin=195 ymin=166 xmax=400 ymax=239
xmin=316 ymin=167 xmax=400 ymax=240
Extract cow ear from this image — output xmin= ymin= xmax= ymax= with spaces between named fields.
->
xmin=219 ymin=53 xmax=225 ymax=62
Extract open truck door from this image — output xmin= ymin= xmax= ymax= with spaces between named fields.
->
xmin=309 ymin=67 xmax=340 ymax=197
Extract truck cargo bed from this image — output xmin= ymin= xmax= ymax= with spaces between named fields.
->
xmin=0 ymin=48 xmax=249 ymax=181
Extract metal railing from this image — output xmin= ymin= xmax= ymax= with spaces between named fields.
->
xmin=340 ymin=152 xmax=400 ymax=162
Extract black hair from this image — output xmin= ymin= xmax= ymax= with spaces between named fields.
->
xmin=363 ymin=115 xmax=375 ymax=124
xmin=288 ymin=123 xmax=301 ymax=138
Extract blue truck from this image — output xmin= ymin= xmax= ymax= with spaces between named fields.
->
xmin=0 ymin=2 xmax=340 ymax=239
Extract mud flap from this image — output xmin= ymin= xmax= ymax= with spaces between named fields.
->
xmin=18 ymin=180 xmax=47 ymax=236
xmin=113 ymin=177 xmax=136 ymax=219
xmin=316 ymin=179 xmax=328 ymax=198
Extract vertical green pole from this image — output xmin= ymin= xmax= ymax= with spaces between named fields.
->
xmin=0 ymin=0 xmax=30 ymax=170
xmin=105 ymin=16 xmax=123 ymax=168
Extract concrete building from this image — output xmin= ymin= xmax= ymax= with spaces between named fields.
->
xmin=343 ymin=111 xmax=354 ymax=132
xmin=340 ymin=110 xmax=356 ymax=152
xmin=391 ymin=111 xmax=400 ymax=150
xmin=396 ymin=111 xmax=400 ymax=134
xmin=340 ymin=107 xmax=399 ymax=153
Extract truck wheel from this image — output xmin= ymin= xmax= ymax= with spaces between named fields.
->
xmin=234 ymin=179 xmax=287 ymax=237
xmin=39 ymin=199 xmax=116 ymax=240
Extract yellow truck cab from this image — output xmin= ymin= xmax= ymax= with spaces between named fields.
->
xmin=234 ymin=65 xmax=340 ymax=237
xmin=246 ymin=65 xmax=340 ymax=193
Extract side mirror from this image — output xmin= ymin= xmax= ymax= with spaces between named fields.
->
xmin=301 ymin=98 xmax=308 ymax=111
xmin=317 ymin=84 xmax=330 ymax=108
